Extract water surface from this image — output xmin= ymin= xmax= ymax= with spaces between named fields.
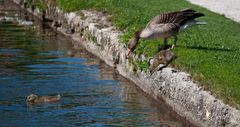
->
xmin=0 ymin=1 xmax=194 ymax=127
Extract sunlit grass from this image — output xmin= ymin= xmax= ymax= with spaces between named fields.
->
xmin=56 ymin=0 xmax=240 ymax=107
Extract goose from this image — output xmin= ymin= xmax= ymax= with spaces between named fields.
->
xmin=127 ymin=8 xmax=205 ymax=57
xmin=27 ymin=94 xmax=61 ymax=104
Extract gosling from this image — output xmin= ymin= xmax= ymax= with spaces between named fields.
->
xmin=26 ymin=94 xmax=61 ymax=104
xmin=149 ymin=49 xmax=176 ymax=75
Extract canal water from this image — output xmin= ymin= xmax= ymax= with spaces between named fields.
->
xmin=0 ymin=1 xmax=194 ymax=127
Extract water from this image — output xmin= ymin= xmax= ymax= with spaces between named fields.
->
xmin=0 ymin=1 xmax=194 ymax=127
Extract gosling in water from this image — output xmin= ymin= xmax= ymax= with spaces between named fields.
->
xmin=26 ymin=94 xmax=61 ymax=104
xmin=149 ymin=49 xmax=176 ymax=75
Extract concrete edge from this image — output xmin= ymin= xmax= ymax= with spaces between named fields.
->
xmin=12 ymin=0 xmax=240 ymax=126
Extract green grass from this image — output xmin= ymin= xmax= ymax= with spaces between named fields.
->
xmin=56 ymin=0 xmax=240 ymax=107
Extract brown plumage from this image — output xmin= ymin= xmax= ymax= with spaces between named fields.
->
xmin=127 ymin=8 xmax=205 ymax=57
xmin=149 ymin=49 xmax=176 ymax=75
xmin=26 ymin=94 xmax=61 ymax=104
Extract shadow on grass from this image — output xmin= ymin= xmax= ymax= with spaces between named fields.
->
xmin=179 ymin=45 xmax=237 ymax=52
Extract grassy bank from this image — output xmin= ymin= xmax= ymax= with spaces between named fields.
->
xmin=56 ymin=0 xmax=240 ymax=107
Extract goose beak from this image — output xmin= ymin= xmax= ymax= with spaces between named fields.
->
xmin=126 ymin=48 xmax=131 ymax=59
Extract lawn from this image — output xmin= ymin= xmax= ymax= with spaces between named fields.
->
xmin=55 ymin=0 xmax=240 ymax=107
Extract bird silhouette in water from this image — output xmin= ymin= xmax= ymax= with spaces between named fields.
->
xmin=127 ymin=8 xmax=205 ymax=58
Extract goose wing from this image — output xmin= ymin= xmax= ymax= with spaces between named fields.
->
xmin=147 ymin=8 xmax=203 ymax=30
xmin=148 ymin=8 xmax=197 ymax=25
xmin=147 ymin=11 xmax=182 ymax=33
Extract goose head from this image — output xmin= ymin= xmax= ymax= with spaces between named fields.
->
xmin=27 ymin=94 xmax=38 ymax=103
xmin=127 ymin=29 xmax=142 ymax=58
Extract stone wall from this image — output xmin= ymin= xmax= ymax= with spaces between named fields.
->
xmin=12 ymin=0 xmax=240 ymax=126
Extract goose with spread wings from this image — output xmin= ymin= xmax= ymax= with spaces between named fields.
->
xmin=127 ymin=8 xmax=205 ymax=57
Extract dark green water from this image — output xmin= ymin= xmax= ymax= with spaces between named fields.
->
xmin=0 ymin=1 xmax=194 ymax=127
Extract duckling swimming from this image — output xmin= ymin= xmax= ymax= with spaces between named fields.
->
xmin=26 ymin=94 xmax=61 ymax=104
